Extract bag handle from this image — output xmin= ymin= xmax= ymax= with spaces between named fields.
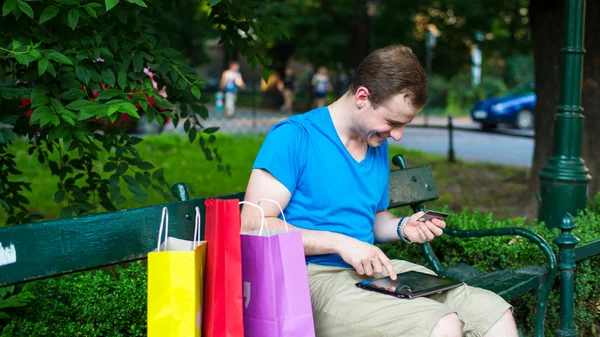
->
xmin=257 ymin=198 xmax=289 ymax=233
xmin=193 ymin=206 xmax=202 ymax=248
xmin=239 ymin=201 xmax=270 ymax=236
xmin=156 ymin=207 xmax=169 ymax=252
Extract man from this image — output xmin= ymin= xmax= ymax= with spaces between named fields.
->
xmin=219 ymin=60 xmax=245 ymax=118
xmin=241 ymin=45 xmax=517 ymax=337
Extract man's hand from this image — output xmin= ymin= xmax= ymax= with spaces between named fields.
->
xmin=336 ymin=237 xmax=397 ymax=280
xmin=401 ymin=212 xmax=446 ymax=243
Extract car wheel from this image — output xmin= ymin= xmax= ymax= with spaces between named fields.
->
xmin=515 ymin=109 xmax=534 ymax=130
xmin=480 ymin=122 xmax=498 ymax=130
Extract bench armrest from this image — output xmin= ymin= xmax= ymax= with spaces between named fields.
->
xmin=442 ymin=226 xmax=557 ymax=278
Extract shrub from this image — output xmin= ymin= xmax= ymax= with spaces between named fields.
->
xmin=1 ymin=262 xmax=147 ymax=337
xmin=380 ymin=206 xmax=600 ymax=336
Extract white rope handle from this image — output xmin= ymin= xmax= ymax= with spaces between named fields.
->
xmin=257 ymin=198 xmax=289 ymax=233
xmin=193 ymin=207 xmax=202 ymax=248
xmin=156 ymin=207 xmax=169 ymax=252
xmin=239 ymin=201 xmax=270 ymax=236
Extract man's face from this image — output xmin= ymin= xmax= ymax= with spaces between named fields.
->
xmin=355 ymin=92 xmax=421 ymax=147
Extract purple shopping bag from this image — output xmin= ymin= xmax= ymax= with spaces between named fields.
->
xmin=240 ymin=200 xmax=315 ymax=337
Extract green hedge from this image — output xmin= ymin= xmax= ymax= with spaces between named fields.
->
xmin=1 ymin=262 xmax=147 ymax=337
xmin=2 ymin=207 xmax=599 ymax=336
xmin=381 ymin=206 xmax=600 ymax=336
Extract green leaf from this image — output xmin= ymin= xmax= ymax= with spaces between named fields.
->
xmin=209 ymin=0 xmax=221 ymax=7
xmin=128 ymin=0 xmax=147 ymax=7
xmin=59 ymin=89 xmax=86 ymax=100
xmin=48 ymin=52 xmax=73 ymax=65
xmin=67 ymin=8 xmax=79 ymax=30
xmin=119 ymin=102 xmax=140 ymax=118
xmin=133 ymin=54 xmax=143 ymax=72
xmin=96 ymin=89 xmax=122 ymax=101
xmin=38 ymin=57 xmax=49 ymax=76
xmin=39 ymin=5 xmax=59 ymax=24
xmin=203 ymin=126 xmax=220 ymax=134
xmin=65 ymin=100 xmax=92 ymax=110
xmin=105 ymin=0 xmax=119 ymax=11
xmin=189 ymin=127 xmax=197 ymax=143
xmin=14 ymin=54 xmax=29 ymax=66
xmin=53 ymin=190 xmax=64 ymax=203
xmin=84 ymin=6 xmax=97 ymax=18
xmin=117 ymin=69 xmax=127 ymax=89
xmin=104 ymin=162 xmax=117 ymax=172
xmin=28 ymin=49 xmax=41 ymax=59
xmin=29 ymin=106 xmax=51 ymax=124
xmin=46 ymin=62 xmax=56 ymax=77
xmin=106 ymin=104 xmax=120 ymax=116
xmin=2 ymin=0 xmax=16 ymax=16
xmin=191 ymin=86 xmax=201 ymax=99
xmin=11 ymin=40 xmax=22 ymax=49
xmin=17 ymin=1 xmax=34 ymax=19
xmin=48 ymin=124 xmax=70 ymax=140
xmin=102 ymin=69 xmax=116 ymax=87
xmin=75 ymin=65 xmax=91 ymax=84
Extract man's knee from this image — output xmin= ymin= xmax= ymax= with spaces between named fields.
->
xmin=430 ymin=313 xmax=461 ymax=337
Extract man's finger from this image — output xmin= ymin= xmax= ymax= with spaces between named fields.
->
xmin=370 ymin=258 xmax=384 ymax=274
xmin=354 ymin=263 xmax=365 ymax=276
xmin=431 ymin=218 xmax=447 ymax=228
xmin=424 ymin=221 xmax=444 ymax=236
xmin=362 ymin=260 xmax=374 ymax=276
xmin=379 ymin=254 xmax=397 ymax=280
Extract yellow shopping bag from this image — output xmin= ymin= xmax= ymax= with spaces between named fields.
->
xmin=148 ymin=207 xmax=207 ymax=337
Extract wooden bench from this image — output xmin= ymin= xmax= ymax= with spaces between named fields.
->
xmin=2 ymin=153 xmax=599 ymax=336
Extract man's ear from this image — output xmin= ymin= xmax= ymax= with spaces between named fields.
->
xmin=355 ymin=86 xmax=370 ymax=109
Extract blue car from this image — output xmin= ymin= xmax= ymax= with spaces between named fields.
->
xmin=471 ymin=92 xmax=536 ymax=130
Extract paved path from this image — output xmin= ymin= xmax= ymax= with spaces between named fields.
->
xmin=161 ymin=106 xmax=534 ymax=168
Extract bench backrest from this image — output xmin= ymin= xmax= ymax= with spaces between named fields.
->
xmin=0 ymin=190 xmax=244 ymax=287
xmin=388 ymin=154 xmax=438 ymax=209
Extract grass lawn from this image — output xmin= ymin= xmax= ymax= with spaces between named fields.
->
xmin=1 ymin=132 xmax=530 ymax=224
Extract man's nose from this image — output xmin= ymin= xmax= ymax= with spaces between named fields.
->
xmin=390 ymin=126 xmax=404 ymax=141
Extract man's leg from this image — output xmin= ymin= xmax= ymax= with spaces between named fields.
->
xmin=431 ymin=281 xmax=516 ymax=337
xmin=430 ymin=313 xmax=461 ymax=337
xmin=483 ymin=309 xmax=518 ymax=337
xmin=307 ymin=261 xmax=457 ymax=337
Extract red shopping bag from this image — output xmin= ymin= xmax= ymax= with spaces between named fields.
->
xmin=203 ymin=198 xmax=244 ymax=337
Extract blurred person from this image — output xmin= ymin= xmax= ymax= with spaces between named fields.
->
xmin=220 ymin=60 xmax=246 ymax=118
xmin=278 ymin=66 xmax=298 ymax=113
xmin=312 ymin=66 xmax=332 ymax=108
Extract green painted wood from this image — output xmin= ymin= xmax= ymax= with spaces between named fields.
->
xmin=466 ymin=266 xmax=548 ymax=300
xmin=0 ymin=192 xmax=245 ymax=287
xmin=440 ymin=263 xmax=485 ymax=282
xmin=574 ymin=239 xmax=600 ymax=262
xmin=388 ymin=166 xmax=438 ymax=209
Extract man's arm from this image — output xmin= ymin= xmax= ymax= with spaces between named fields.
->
xmin=242 ymin=168 xmax=397 ymax=278
xmin=242 ymin=168 xmax=345 ymax=256
xmin=235 ymin=74 xmax=246 ymax=89
xmin=373 ymin=210 xmax=446 ymax=244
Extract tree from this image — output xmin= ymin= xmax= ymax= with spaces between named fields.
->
xmin=0 ymin=0 xmax=284 ymax=225
xmin=521 ymin=0 xmax=599 ymax=215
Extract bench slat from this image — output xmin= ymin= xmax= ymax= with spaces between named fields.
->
xmin=465 ymin=266 xmax=548 ymax=301
xmin=388 ymin=166 xmax=438 ymax=208
xmin=574 ymin=239 xmax=600 ymax=262
xmin=0 ymin=192 xmax=244 ymax=286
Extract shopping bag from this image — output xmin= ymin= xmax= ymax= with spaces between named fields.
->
xmin=203 ymin=198 xmax=244 ymax=337
xmin=148 ymin=207 xmax=207 ymax=337
xmin=240 ymin=199 xmax=316 ymax=337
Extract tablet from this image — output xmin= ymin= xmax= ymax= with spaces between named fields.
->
xmin=355 ymin=271 xmax=464 ymax=299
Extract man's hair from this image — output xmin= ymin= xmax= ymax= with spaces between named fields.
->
xmin=348 ymin=45 xmax=428 ymax=108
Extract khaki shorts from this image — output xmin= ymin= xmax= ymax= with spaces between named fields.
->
xmin=308 ymin=260 xmax=512 ymax=337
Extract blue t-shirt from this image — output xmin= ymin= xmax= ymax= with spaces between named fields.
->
xmin=252 ymin=107 xmax=390 ymax=268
